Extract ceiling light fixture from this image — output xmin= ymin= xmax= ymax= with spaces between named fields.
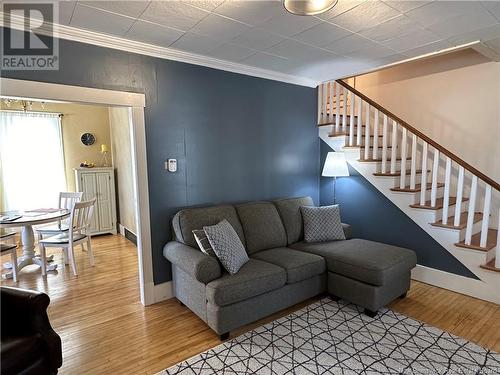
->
xmin=283 ymin=0 xmax=338 ymax=16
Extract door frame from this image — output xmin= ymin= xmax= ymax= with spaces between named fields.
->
xmin=0 ymin=77 xmax=157 ymax=306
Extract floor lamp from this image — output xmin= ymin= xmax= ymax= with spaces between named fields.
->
xmin=322 ymin=152 xmax=350 ymax=204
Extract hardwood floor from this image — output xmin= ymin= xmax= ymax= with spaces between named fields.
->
xmin=1 ymin=234 xmax=499 ymax=374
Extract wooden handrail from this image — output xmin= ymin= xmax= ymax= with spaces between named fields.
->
xmin=335 ymin=79 xmax=500 ymax=192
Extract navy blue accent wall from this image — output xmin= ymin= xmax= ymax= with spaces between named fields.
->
xmin=320 ymin=140 xmax=477 ymax=279
xmin=2 ymin=33 xmax=319 ymax=284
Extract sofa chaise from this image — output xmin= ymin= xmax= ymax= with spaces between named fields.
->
xmin=164 ymin=196 xmax=417 ymax=339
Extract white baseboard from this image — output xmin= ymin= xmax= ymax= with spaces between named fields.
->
xmin=411 ymin=265 xmax=500 ymax=304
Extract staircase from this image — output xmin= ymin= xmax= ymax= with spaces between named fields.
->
xmin=318 ymin=79 xmax=500 ymax=304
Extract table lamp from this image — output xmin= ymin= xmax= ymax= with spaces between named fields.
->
xmin=322 ymin=152 xmax=349 ymax=204
xmin=100 ymin=144 xmax=110 ymax=167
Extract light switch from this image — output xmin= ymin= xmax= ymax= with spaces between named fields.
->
xmin=166 ymin=159 xmax=177 ymax=172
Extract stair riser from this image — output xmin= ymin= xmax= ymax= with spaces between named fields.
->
xmin=486 ymin=248 xmax=496 ymax=263
xmin=457 ymin=221 xmax=488 ymax=242
xmin=433 ymin=201 xmax=469 ymax=218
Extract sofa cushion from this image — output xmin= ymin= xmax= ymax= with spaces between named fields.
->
xmin=192 ymin=229 xmax=215 ymax=257
xmin=236 ymin=202 xmax=287 ymax=254
xmin=301 ymin=205 xmax=346 ymax=243
xmin=204 ymin=220 xmax=249 ymax=275
xmin=172 ymin=205 xmax=245 ymax=249
xmin=251 ymin=247 xmax=325 ymax=284
xmin=290 ymin=239 xmax=417 ymax=286
xmin=273 ymin=196 xmax=314 ymax=244
xmin=206 ymin=259 xmax=286 ymax=307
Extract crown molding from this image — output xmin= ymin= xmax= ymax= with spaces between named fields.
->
xmin=0 ymin=12 xmax=318 ymax=88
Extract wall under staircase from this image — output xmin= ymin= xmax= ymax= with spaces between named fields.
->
xmin=318 ymin=80 xmax=500 ymax=304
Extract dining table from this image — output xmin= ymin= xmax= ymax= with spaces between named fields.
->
xmin=0 ymin=209 xmax=70 ymax=278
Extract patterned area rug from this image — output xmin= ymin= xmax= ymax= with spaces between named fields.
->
xmin=163 ymin=298 xmax=499 ymax=374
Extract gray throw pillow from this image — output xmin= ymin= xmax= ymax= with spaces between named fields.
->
xmin=300 ymin=205 xmax=346 ymax=243
xmin=204 ymin=219 xmax=249 ymax=275
xmin=192 ymin=229 xmax=216 ymax=257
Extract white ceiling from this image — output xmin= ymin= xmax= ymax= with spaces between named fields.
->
xmin=57 ymin=0 xmax=500 ymax=82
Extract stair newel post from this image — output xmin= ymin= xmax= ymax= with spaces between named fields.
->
xmin=364 ymin=104 xmax=371 ymax=160
xmin=381 ymin=114 xmax=388 ymax=174
xmin=442 ymin=157 xmax=452 ymax=225
xmin=465 ymin=175 xmax=478 ymax=245
xmin=349 ymin=91 xmax=355 ymax=146
xmin=342 ymin=86 xmax=347 ymax=133
xmin=357 ymin=97 xmax=362 ymax=146
xmin=390 ymin=120 xmax=398 ymax=174
xmin=317 ymin=83 xmax=322 ymax=124
xmin=409 ymin=134 xmax=418 ymax=190
xmin=430 ymin=149 xmax=440 ymax=208
xmin=479 ymin=184 xmax=492 ymax=248
xmin=372 ymin=109 xmax=379 ymax=160
xmin=420 ymin=142 xmax=428 ymax=205
xmin=454 ymin=166 xmax=465 ymax=227
xmin=335 ymin=82 xmax=341 ymax=133
xmin=399 ymin=127 xmax=407 ymax=189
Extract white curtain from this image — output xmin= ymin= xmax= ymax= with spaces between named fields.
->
xmin=0 ymin=111 xmax=67 ymax=211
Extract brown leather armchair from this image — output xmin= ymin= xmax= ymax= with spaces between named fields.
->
xmin=1 ymin=286 xmax=62 ymax=375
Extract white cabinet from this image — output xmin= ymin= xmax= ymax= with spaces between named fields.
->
xmin=74 ymin=167 xmax=117 ymax=235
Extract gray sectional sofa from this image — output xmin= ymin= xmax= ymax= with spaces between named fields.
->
xmin=164 ymin=196 xmax=417 ymax=340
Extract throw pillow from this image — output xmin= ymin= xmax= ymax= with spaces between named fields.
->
xmin=300 ymin=205 xmax=346 ymax=243
xmin=204 ymin=219 xmax=249 ymax=275
xmin=192 ymin=229 xmax=216 ymax=257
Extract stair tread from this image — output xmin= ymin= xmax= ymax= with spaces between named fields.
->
xmin=455 ymin=229 xmax=498 ymax=251
xmin=432 ymin=212 xmax=483 ymax=230
xmin=409 ymin=196 xmax=468 ymax=210
xmin=480 ymin=258 xmax=500 ymax=273
xmin=328 ymin=132 xmax=349 ymax=137
xmin=373 ymin=170 xmax=428 ymax=177
xmin=358 ymin=157 xmax=402 ymax=162
xmin=391 ymin=182 xmax=444 ymax=193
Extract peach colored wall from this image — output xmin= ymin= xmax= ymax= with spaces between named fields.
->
xmin=353 ymin=49 xmax=500 ymax=182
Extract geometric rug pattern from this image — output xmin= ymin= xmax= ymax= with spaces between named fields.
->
xmin=163 ymin=298 xmax=500 ymax=374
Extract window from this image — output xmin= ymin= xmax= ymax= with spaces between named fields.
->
xmin=0 ymin=111 xmax=67 ymax=211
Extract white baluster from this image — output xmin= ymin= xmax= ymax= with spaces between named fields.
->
xmin=441 ymin=157 xmax=452 ymax=224
xmin=323 ymin=83 xmax=328 ymax=122
xmin=430 ymin=149 xmax=440 ymax=207
xmin=317 ymin=84 xmax=322 ymax=123
xmin=364 ymin=104 xmax=371 ymax=160
xmin=381 ymin=114 xmax=388 ymax=174
xmin=399 ymin=128 xmax=407 ymax=189
xmin=357 ymin=98 xmax=362 ymax=146
xmin=410 ymin=134 xmax=417 ymax=190
xmin=335 ymin=83 xmax=341 ymax=133
xmin=372 ymin=109 xmax=379 ymax=160
xmin=496 ymin=212 xmax=500 ymax=268
xmin=329 ymin=81 xmax=334 ymax=120
xmin=454 ymin=166 xmax=464 ymax=227
xmin=342 ymin=86 xmax=347 ymax=133
xmin=480 ymin=184 xmax=491 ymax=248
xmin=349 ymin=91 xmax=355 ymax=146
xmin=465 ymin=175 xmax=478 ymax=245
xmin=390 ymin=120 xmax=397 ymax=174
xmin=419 ymin=142 xmax=428 ymax=205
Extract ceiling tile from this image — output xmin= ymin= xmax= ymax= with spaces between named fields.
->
xmin=292 ymin=22 xmax=351 ymax=47
xmin=140 ymin=1 xmax=209 ymax=31
xmin=80 ymin=1 xmax=150 ymax=18
xmin=170 ymin=32 xmax=223 ymax=55
xmin=382 ymin=1 xmax=431 ymax=13
xmin=240 ymin=52 xmax=291 ymax=71
xmin=481 ymin=1 xmax=500 ymax=21
xmin=447 ymin=24 xmax=500 ymax=46
xmin=257 ymin=11 xmax=322 ymax=37
xmin=265 ymin=39 xmax=335 ymax=62
xmin=213 ymin=1 xmax=283 ymax=26
xmin=316 ymin=0 xmax=367 ymax=20
xmin=207 ymin=43 xmax=256 ymax=62
xmin=381 ymin=28 xmax=441 ymax=52
xmin=405 ymin=1 xmax=480 ymax=27
xmin=126 ymin=21 xmax=183 ymax=48
xmin=190 ymin=14 xmax=251 ymax=41
xmin=329 ymin=1 xmax=402 ymax=32
xmin=59 ymin=1 xmax=76 ymax=25
xmin=347 ymin=44 xmax=398 ymax=60
xmin=70 ymin=4 xmax=135 ymax=36
xmin=189 ymin=1 xmax=225 ymax=12
xmin=230 ymin=28 xmax=284 ymax=50
xmin=359 ymin=15 xmax=423 ymax=42
xmin=402 ymin=40 xmax=453 ymax=58
xmin=324 ymin=34 xmax=377 ymax=54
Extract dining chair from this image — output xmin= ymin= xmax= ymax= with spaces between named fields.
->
xmin=39 ymin=198 xmax=96 ymax=276
xmin=36 ymin=192 xmax=83 ymax=241
xmin=1 ymin=230 xmax=18 ymax=282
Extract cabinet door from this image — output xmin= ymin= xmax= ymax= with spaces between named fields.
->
xmin=80 ymin=173 xmax=99 ymax=233
xmin=96 ymin=172 xmax=114 ymax=232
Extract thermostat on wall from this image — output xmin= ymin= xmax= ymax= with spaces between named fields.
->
xmin=165 ymin=159 xmax=177 ymax=172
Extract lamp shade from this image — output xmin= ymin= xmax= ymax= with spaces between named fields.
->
xmin=322 ymin=152 xmax=349 ymax=177
xmin=283 ymin=0 xmax=338 ymax=16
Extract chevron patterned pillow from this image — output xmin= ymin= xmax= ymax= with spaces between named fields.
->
xmin=300 ymin=205 xmax=346 ymax=243
xmin=192 ymin=229 xmax=216 ymax=257
xmin=204 ymin=219 xmax=249 ymax=275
